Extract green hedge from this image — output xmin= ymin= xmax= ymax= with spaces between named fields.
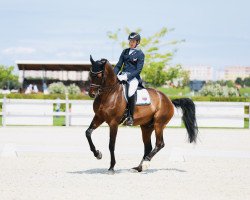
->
xmin=187 ymin=96 xmax=249 ymax=102
xmin=0 ymin=93 xmax=249 ymax=102
xmin=167 ymin=95 xmax=249 ymax=102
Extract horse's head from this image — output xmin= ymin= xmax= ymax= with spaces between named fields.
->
xmin=88 ymin=55 xmax=108 ymax=98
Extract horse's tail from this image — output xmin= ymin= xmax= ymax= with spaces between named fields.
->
xmin=171 ymin=98 xmax=198 ymax=143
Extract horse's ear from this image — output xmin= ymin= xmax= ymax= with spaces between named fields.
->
xmin=90 ymin=55 xmax=95 ymax=65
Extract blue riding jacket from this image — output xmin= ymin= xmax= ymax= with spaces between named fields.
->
xmin=114 ymin=48 xmax=145 ymax=82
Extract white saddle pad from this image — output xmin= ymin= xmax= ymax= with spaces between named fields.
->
xmin=122 ymin=85 xmax=151 ymax=105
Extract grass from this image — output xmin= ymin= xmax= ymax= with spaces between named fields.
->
xmin=240 ymin=87 xmax=250 ymax=96
xmin=157 ymin=86 xmax=191 ymax=96
xmin=244 ymin=118 xmax=249 ymax=128
xmin=53 ymin=116 xmax=65 ymax=126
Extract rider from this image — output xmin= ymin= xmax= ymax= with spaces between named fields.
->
xmin=114 ymin=32 xmax=145 ymax=126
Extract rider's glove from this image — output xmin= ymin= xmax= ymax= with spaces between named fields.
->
xmin=117 ymin=74 xmax=128 ymax=81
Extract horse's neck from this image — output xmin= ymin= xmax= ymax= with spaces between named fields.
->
xmin=97 ymin=83 xmax=122 ymax=105
xmin=98 ymin=65 xmax=122 ymax=100
xmin=104 ymin=64 xmax=118 ymax=86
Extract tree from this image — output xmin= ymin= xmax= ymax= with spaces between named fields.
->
xmin=107 ymin=27 xmax=185 ymax=87
xmin=235 ymin=77 xmax=243 ymax=87
xmin=243 ymin=77 xmax=250 ymax=87
xmin=165 ymin=65 xmax=181 ymax=83
xmin=164 ymin=65 xmax=190 ymax=88
xmin=179 ymin=68 xmax=190 ymax=88
xmin=225 ymin=80 xmax=234 ymax=88
xmin=142 ymin=62 xmax=167 ymax=87
xmin=0 ymin=65 xmax=19 ymax=89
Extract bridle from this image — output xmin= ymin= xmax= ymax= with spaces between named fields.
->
xmin=89 ymin=68 xmax=105 ymax=94
xmin=89 ymin=62 xmax=119 ymax=96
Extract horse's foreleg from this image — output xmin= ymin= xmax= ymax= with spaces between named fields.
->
xmin=85 ymin=115 xmax=104 ymax=159
xmin=108 ymin=124 xmax=118 ymax=174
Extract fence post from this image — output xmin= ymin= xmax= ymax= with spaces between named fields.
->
xmin=249 ymin=102 xmax=250 ymax=129
xmin=65 ymin=93 xmax=69 ymax=127
xmin=2 ymin=95 xmax=6 ymax=127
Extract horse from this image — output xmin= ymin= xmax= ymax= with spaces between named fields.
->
xmin=85 ymin=56 xmax=198 ymax=174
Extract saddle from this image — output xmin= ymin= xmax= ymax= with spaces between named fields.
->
xmin=119 ymin=83 xmax=151 ymax=125
xmin=122 ymin=83 xmax=151 ymax=106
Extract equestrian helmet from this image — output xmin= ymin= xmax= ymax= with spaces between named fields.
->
xmin=128 ymin=32 xmax=141 ymax=43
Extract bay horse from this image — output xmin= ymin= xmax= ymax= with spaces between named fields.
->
xmin=86 ymin=56 xmax=198 ymax=174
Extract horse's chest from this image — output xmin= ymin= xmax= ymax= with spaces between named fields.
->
xmin=94 ymin=104 xmax=107 ymax=115
xmin=93 ymin=93 xmax=126 ymax=118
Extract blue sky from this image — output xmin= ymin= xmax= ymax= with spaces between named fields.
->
xmin=0 ymin=0 xmax=249 ymax=70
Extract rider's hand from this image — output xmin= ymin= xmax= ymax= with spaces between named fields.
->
xmin=117 ymin=74 xmax=128 ymax=81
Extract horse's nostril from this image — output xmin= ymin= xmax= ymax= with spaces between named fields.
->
xmin=89 ymin=91 xmax=96 ymax=98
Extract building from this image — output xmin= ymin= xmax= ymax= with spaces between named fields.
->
xmin=214 ymin=68 xmax=225 ymax=80
xmin=16 ymin=60 xmax=116 ymax=93
xmin=223 ymin=66 xmax=250 ymax=81
xmin=182 ymin=65 xmax=214 ymax=81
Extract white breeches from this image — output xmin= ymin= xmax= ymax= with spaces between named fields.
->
xmin=128 ymin=77 xmax=139 ymax=97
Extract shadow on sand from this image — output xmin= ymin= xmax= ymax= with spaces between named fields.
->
xmin=68 ymin=168 xmax=187 ymax=175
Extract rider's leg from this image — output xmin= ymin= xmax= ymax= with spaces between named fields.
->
xmin=127 ymin=94 xmax=135 ymax=125
xmin=126 ymin=78 xmax=139 ymax=126
xmin=128 ymin=78 xmax=139 ymax=97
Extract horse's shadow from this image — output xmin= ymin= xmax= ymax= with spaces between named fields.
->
xmin=68 ymin=168 xmax=187 ymax=175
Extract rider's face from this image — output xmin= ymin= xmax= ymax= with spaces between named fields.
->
xmin=129 ymin=39 xmax=137 ymax=48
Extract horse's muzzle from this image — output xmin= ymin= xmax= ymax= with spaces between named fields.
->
xmin=88 ymin=88 xmax=97 ymax=98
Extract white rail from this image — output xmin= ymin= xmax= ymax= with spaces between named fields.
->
xmin=0 ymin=97 xmax=249 ymax=128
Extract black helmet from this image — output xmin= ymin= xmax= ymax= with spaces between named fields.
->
xmin=128 ymin=32 xmax=141 ymax=43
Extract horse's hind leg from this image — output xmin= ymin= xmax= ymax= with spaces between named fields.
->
xmin=132 ymin=124 xmax=154 ymax=172
xmin=145 ymin=123 xmax=165 ymax=162
xmin=144 ymin=103 xmax=174 ymax=162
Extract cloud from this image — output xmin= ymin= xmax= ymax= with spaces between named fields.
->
xmin=2 ymin=47 xmax=36 ymax=55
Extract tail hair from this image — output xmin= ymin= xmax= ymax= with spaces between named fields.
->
xmin=172 ymin=98 xmax=198 ymax=143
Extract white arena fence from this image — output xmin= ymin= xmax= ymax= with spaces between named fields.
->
xmin=0 ymin=97 xmax=249 ymax=128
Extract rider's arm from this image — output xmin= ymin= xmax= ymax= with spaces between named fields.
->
xmin=127 ymin=52 xmax=145 ymax=81
xmin=114 ymin=50 xmax=125 ymax=75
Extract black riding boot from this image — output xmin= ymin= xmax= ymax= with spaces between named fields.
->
xmin=126 ymin=94 xmax=135 ymax=126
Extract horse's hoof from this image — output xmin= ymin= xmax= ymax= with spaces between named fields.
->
xmin=131 ymin=166 xmax=142 ymax=172
xmin=96 ymin=150 xmax=102 ymax=160
xmin=108 ymin=168 xmax=115 ymax=175
xmin=142 ymin=160 xmax=150 ymax=171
